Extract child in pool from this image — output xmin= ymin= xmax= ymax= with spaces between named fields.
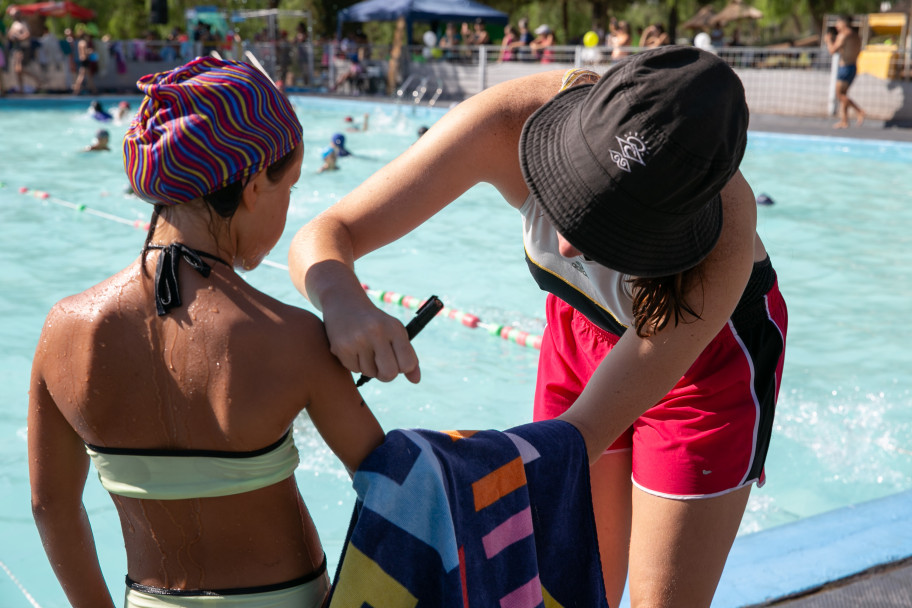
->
xmin=84 ymin=128 xmax=110 ymax=151
xmin=317 ymin=133 xmax=351 ymax=173
xmin=88 ymin=99 xmax=112 ymax=121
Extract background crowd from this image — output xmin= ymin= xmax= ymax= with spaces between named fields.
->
xmin=0 ymin=3 xmax=756 ymax=97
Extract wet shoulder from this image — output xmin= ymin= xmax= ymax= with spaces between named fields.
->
xmin=230 ymin=291 xmax=332 ymax=358
xmin=42 ymin=264 xmax=145 ymax=337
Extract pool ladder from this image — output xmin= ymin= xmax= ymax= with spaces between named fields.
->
xmin=396 ymin=75 xmax=444 ymax=107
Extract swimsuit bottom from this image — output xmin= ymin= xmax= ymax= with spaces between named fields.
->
xmin=837 ymin=64 xmax=857 ymax=85
xmin=124 ymin=563 xmax=330 ymax=608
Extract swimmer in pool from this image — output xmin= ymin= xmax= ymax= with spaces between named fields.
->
xmin=344 ymin=113 xmax=368 ymax=132
xmin=114 ymin=100 xmax=132 ymax=121
xmin=88 ymin=99 xmax=112 ymax=122
xmin=84 ymin=128 xmax=110 ymax=151
xmin=29 ymin=57 xmax=384 ymax=608
xmin=317 ymin=133 xmax=351 ymax=173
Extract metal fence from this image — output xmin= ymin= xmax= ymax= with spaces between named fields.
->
xmin=4 ymin=39 xmax=911 ymax=121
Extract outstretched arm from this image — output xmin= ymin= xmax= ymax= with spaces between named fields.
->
xmin=559 ymin=173 xmax=758 ymax=462
xmin=288 ymin=70 xmax=563 ymax=383
xmin=28 ymin=314 xmax=115 ymax=608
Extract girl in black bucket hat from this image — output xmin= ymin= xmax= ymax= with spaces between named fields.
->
xmin=290 ymin=46 xmax=788 ymax=607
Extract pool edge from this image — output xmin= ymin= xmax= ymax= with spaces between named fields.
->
xmin=714 ymin=488 xmax=912 ymax=607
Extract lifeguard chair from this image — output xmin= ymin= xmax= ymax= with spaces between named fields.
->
xmin=858 ymin=12 xmax=908 ymax=79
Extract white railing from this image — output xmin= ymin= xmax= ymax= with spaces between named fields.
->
xmin=3 ymin=40 xmax=910 ymax=121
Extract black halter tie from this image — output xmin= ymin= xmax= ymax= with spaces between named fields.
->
xmin=145 ymin=243 xmax=231 ymax=316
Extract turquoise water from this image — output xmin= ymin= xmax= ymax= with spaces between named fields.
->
xmin=1 ymin=97 xmax=910 ymax=606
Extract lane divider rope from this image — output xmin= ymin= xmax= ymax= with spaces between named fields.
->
xmin=0 ymin=559 xmax=44 ymax=608
xmin=362 ymin=286 xmax=543 ymax=349
xmin=10 ymin=185 xmax=544 ymax=349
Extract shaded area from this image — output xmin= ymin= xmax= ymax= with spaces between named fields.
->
xmin=755 ymin=558 xmax=912 ymax=607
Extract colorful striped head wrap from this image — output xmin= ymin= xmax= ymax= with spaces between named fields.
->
xmin=124 ymin=57 xmax=303 ymax=205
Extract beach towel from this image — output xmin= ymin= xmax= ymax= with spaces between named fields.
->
xmin=328 ymin=419 xmax=607 ymax=607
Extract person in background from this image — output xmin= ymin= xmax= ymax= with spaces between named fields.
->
xmin=201 ymin=23 xmax=219 ymax=56
xmin=439 ymin=22 xmax=460 ymax=60
xmin=88 ymin=99 xmax=112 ymax=121
xmin=318 ymin=146 xmax=338 ymax=173
xmin=276 ymin=30 xmax=294 ymax=90
xmin=640 ymin=23 xmax=670 ymax=48
xmin=511 ymin=17 xmax=534 ymax=61
xmin=331 ymin=132 xmax=352 ymax=157
xmin=59 ymin=27 xmax=76 ymax=90
xmin=826 ymin=15 xmax=866 ymax=129
xmin=72 ymin=24 xmax=98 ymax=95
xmin=84 ymin=128 xmax=110 ymax=151
xmin=29 ymin=57 xmax=384 ymax=608
xmin=114 ymin=100 xmax=132 ymax=121
xmin=287 ymin=48 xmax=787 ymax=608
xmin=8 ymin=16 xmax=42 ymax=93
xmin=710 ymin=24 xmax=725 ymax=47
xmin=318 ymin=133 xmax=352 ymax=173
xmin=472 ymin=18 xmax=491 ymax=45
xmin=344 ymin=113 xmax=369 ymax=132
xmin=608 ymin=17 xmax=631 ymax=60
xmin=416 ymin=125 xmax=429 ymax=138
xmin=293 ymin=21 xmax=311 ymax=86
xmin=530 ymin=24 xmax=555 ymax=62
xmin=456 ymin=21 xmax=470 ymax=45
xmin=330 ymin=53 xmax=363 ymax=93
xmin=498 ymin=24 xmax=519 ymax=62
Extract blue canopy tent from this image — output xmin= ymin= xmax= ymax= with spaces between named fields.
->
xmin=337 ymin=0 xmax=509 ymax=43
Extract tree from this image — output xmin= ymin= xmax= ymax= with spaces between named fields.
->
xmin=107 ymin=0 xmax=148 ymax=39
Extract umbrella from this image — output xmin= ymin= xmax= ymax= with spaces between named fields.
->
xmin=681 ymin=5 xmax=717 ymax=31
xmin=709 ymin=0 xmax=762 ymax=27
xmin=6 ymin=1 xmax=96 ymax=20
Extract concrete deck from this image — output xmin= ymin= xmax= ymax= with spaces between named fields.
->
xmin=748 ymin=113 xmax=912 ymax=142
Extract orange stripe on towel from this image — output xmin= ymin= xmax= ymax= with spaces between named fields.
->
xmin=441 ymin=430 xmax=480 ymax=441
xmin=471 ymin=457 xmax=526 ymax=511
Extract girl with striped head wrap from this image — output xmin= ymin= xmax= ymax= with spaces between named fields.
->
xmin=29 ymin=57 xmax=385 ymax=608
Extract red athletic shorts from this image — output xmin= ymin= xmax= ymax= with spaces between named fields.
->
xmin=533 ymin=279 xmax=788 ymax=499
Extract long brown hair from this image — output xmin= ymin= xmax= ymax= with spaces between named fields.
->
xmin=628 ymin=266 xmax=704 ymax=337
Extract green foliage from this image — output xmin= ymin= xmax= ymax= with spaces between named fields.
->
xmin=7 ymin=0 xmax=893 ymax=43
xmin=107 ymin=0 xmax=147 ymax=39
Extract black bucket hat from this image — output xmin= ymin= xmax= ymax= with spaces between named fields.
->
xmin=519 ymin=46 xmax=749 ymax=278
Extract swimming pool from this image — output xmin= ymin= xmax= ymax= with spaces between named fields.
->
xmin=1 ymin=96 xmax=910 ymax=607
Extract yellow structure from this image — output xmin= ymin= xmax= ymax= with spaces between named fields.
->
xmin=857 ymin=12 xmax=908 ymax=79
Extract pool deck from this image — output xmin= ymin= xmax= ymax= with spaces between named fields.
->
xmin=715 ymin=489 xmax=912 ymax=607
xmin=748 ymin=113 xmax=912 ymax=142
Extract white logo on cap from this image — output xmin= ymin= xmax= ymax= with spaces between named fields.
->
xmin=609 ymin=133 xmax=647 ymax=173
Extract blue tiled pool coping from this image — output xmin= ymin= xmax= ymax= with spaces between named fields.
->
xmin=614 ymin=490 xmax=912 ymax=607
xmin=716 ymin=489 xmax=912 ymax=606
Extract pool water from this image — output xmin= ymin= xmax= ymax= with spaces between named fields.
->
xmin=1 ymin=97 xmax=910 ymax=606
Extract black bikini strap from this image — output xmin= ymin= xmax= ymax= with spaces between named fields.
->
xmin=145 ymin=243 xmax=230 ymax=316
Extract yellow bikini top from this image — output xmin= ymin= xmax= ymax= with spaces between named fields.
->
xmin=86 ymin=430 xmax=300 ymax=500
